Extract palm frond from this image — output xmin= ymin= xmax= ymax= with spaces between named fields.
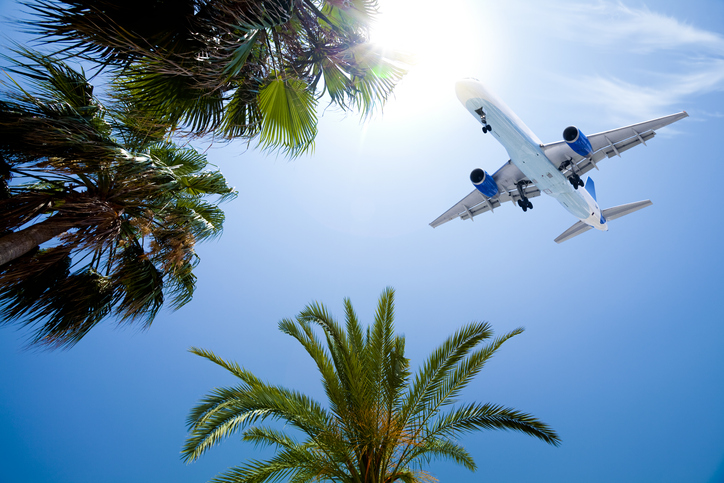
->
xmin=278 ymin=317 xmax=343 ymax=412
xmin=186 ymin=292 xmax=560 ymax=479
xmin=257 ymin=77 xmax=318 ymax=156
xmin=427 ymin=402 xmax=561 ymax=447
xmin=111 ymin=242 xmax=164 ymax=326
xmin=400 ymin=322 xmax=494 ymax=422
xmin=185 ymin=346 xmax=332 ymax=463
xmin=163 ymin=260 xmax=196 ymax=310
xmin=29 ymin=268 xmax=115 ymax=349
xmin=0 ymin=246 xmax=71 ymax=323
xmin=405 ymin=436 xmax=477 ymax=472
xmin=220 ymin=81 xmax=263 ymax=139
xmin=242 ymin=427 xmax=299 ymax=450
xmin=189 ymin=346 xmax=265 ymax=386
xmin=426 ymin=327 xmax=525 ymax=413
xmin=344 ymin=43 xmax=411 ymax=119
xmin=173 ymin=170 xmax=237 ymax=200
xmin=0 ymin=50 xmax=234 ymax=348
xmin=149 ymin=143 xmax=208 ymax=174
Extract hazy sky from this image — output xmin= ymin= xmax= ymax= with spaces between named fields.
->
xmin=1 ymin=1 xmax=723 ymax=482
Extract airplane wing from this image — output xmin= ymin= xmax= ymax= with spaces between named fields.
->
xmin=429 ymin=161 xmax=541 ymax=228
xmin=540 ymin=111 xmax=689 ymax=177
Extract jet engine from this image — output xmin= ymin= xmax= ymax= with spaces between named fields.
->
xmin=470 ymin=168 xmax=498 ymax=197
xmin=563 ymin=126 xmax=593 ymax=157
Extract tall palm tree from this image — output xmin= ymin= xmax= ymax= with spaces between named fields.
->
xmin=0 ymin=50 xmax=236 ymax=348
xmin=23 ymin=0 xmax=411 ymax=155
xmin=184 ymin=288 xmax=559 ymax=482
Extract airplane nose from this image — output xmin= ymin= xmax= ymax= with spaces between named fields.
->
xmin=455 ymin=78 xmax=487 ymax=105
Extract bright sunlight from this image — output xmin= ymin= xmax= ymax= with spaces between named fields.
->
xmin=369 ymin=0 xmax=504 ymax=91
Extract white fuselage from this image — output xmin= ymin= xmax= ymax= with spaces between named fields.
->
xmin=456 ymin=79 xmax=608 ymax=231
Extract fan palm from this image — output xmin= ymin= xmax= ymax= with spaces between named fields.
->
xmin=184 ymin=288 xmax=559 ymax=482
xmin=0 ymin=50 xmax=236 ymax=348
xmin=23 ymin=0 xmax=411 ymax=156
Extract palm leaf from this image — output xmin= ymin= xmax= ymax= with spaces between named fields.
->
xmin=30 ymin=268 xmax=115 ymax=349
xmin=186 ymin=290 xmax=560 ymax=481
xmin=111 ymin=242 xmax=164 ymax=325
xmin=0 ymin=246 xmax=71 ymax=322
xmin=257 ymin=77 xmax=318 ymax=156
xmin=221 ymin=81 xmax=263 ymax=139
xmin=426 ymin=402 xmax=561 ymax=447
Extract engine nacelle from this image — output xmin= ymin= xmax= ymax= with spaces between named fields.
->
xmin=470 ymin=168 xmax=498 ymax=198
xmin=563 ymin=126 xmax=593 ymax=157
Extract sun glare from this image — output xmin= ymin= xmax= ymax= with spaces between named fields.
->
xmin=370 ymin=0 xmax=491 ymax=87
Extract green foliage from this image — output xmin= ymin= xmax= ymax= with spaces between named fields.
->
xmin=0 ymin=52 xmax=236 ymax=349
xmin=258 ymin=78 xmax=318 ymax=155
xmin=184 ymin=288 xmax=560 ymax=482
xmin=22 ymin=0 xmax=412 ymax=156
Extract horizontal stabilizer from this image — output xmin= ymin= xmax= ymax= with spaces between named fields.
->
xmin=554 ymin=221 xmax=593 ymax=244
xmin=554 ymin=200 xmax=653 ymax=243
xmin=601 ymin=200 xmax=652 ymax=221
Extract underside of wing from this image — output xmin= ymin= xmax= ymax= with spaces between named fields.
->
xmin=541 ymin=111 xmax=689 ymax=178
xmin=430 ymin=189 xmax=487 ymax=228
xmin=430 ymin=161 xmax=540 ymax=228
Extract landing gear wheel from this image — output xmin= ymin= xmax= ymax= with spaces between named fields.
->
xmin=568 ymin=174 xmax=584 ymax=190
xmin=482 ymin=126 xmax=488 ymax=133
xmin=518 ymin=199 xmax=532 ymax=212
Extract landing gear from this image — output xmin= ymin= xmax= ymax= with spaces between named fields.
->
xmin=475 ymin=107 xmax=492 ymax=134
xmin=560 ymin=160 xmax=584 ymax=189
xmin=516 ymin=181 xmax=533 ymax=212
xmin=517 ymin=199 xmax=534 ymax=212
xmin=568 ymin=173 xmax=584 ymax=189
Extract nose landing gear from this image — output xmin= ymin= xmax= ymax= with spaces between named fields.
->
xmin=475 ymin=107 xmax=493 ymax=134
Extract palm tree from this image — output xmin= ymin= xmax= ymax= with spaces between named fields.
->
xmin=23 ymin=0 xmax=411 ymax=155
xmin=183 ymin=288 xmax=559 ymax=482
xmin=0 ymin=50 xmax=236 ymax=348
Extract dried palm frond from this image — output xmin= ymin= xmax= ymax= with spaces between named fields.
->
xmin=0 ymin=52 xmax=236 ymax=349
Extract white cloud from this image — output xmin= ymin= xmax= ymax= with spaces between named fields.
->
xmin=551 ymin=1 xmax=724 ymax=53
xmin=575 ymin=58 xmax=724 ymax=121
xmin=532 ymin=1 xmax=724 ymax=120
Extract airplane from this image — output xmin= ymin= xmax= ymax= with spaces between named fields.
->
xmin=430 ymin=78 xmax=688 ymax=243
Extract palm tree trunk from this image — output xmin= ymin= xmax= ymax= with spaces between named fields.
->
xmin=0 ymin=215 xmax=77 ymax=266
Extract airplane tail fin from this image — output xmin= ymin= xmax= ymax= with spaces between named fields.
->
xmin=554 ymin=200 xmax=653 ymax=243
xmin=584 ymin=177 xmax=597 ymax=201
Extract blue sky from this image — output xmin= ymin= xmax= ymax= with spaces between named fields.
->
xmin=1 ymin=0 xmax=723 ymax=482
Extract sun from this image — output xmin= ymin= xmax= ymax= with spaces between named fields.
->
xmin=369 ymin=0 xmax=493 ymax=87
